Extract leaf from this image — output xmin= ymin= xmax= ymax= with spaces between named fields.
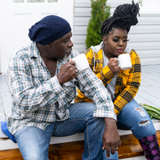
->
xmin=140 ymin=104 xmax=160 ymax=120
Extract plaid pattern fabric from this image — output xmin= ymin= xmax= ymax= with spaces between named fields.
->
xmin=8 ymin=43 xmax=116 ymax=134
xmin=75 ymin=47 xmax=141 ymax=115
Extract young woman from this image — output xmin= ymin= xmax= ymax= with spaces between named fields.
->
xmin=75 ymin=2 xmax=160 ymax=159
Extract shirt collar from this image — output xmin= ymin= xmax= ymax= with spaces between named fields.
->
xmin=28 ymin=42 xmax=72 ymax=64
xmin=29 ymin=42 xmax=40 ymax=58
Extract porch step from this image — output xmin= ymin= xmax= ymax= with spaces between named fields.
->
xmin=0 ymin=131 xmax=159 ymax=160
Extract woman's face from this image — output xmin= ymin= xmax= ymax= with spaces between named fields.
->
xmin=103 ymin=28 xmax=128 ymax=58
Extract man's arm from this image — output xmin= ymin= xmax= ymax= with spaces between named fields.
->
xmin=8 ymin=55 xmax=65 ymax=112
xmin=76 ymin=67 xmax=120 ymax=155
xmin=76 ymin=68 xmax=116 ymax=120
xmin=74 ymin=48 xmax=115 ymax=103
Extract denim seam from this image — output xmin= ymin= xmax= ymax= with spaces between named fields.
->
xmin=86 ymin=125 xmax=90 ymax=160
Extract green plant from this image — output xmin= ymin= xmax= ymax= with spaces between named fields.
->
xmin=85 ymin=0 xmax=110 ymax=49
xmin=141 ymin=104 xmax=160 ymax=120
xmin=138 ymin=0 xmax=143 ymax=7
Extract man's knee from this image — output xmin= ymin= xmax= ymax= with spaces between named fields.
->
xmin=15 ymin=127 xmax=50 ymax=160
xmin=22 ymin=151 xmax=47 ymax=160
xmin=85 ymin=102 xmax=96 ymax=113
xmin=76 ymin=102 xmax=96 ymax=119
xmin=84 ymin=103 xmax=98 ymax=122
xmin=18 ymin=142 xmax=48 ymax=160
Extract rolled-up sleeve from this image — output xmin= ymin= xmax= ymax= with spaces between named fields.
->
xmin=76 ymin=68 xmax=117 ymax=120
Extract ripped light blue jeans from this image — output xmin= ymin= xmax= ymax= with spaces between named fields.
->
xmin=14 ymin=102 xmax=118 ymax=160
xmin=117 ymin=99 xmax=156 ymax=139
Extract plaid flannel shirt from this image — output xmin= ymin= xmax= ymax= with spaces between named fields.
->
xmin=75 ymin=45 xmax=141 ymax=115
xmin=8 ymin=43 xmax=116 ymax=134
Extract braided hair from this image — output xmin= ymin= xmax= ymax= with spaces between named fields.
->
xmin=101 ymin=1 xmax=139 ymax=36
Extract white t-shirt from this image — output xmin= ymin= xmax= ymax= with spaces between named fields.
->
xmin=103 ymin=52 xmax=117 ymax=100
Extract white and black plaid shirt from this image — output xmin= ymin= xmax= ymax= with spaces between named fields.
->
xmin=8 ymin=43 xmax=116 ymax=134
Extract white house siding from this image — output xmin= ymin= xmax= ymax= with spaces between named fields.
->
xmin=73 ymin=0 xmax=160 ymax=65
xmin=0 ymin=0 xmax=74 ymax=73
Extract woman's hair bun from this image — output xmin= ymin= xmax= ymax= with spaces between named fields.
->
xmin=113 ymin=0 xmax=139 ymax=26
xmin=101 ymin=1 xmax=140 ymax=35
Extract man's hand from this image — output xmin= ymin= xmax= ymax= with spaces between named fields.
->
xmin=108 ymin=58 xmax=120 ymax=74
xmin=102 ymin=118 xmax=121 ymax=157
xmin=57 ymin=60 xmax=78 ymax=84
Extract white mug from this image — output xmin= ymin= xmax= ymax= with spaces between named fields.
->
xmin=118 ymin=53 xmax=132 ymax=70
xmin=72 ymin=54 xmax=89 ymax=72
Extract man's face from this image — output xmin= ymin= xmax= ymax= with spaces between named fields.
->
xmin=103 ymin=28 xmax=128 ymax=58
xmin=46 ymin=32 xmax=73 ymax=60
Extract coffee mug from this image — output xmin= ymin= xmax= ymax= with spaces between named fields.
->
xmin=72 ymin=54 xmax=89 ymax=72
xmin=118 ymin=53 xmax=132 ymax=70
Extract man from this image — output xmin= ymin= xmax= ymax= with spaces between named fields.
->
xmin=8 ymin=15 xmax=120 ymax=160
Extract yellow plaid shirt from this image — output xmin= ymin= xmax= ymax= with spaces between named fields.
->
xmin=75 ymin=47 xmax=141 ymax=115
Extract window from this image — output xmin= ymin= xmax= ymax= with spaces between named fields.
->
xmin=12 ymin=0 xmax=59 ymax=15
xmin=48 ymin=0 xmax=58 ymax=2
xmin=14 ymin=0 xmax=24 ymax=2
xmin=27 ymin=0 xmax=44 ymax=2
xmin=13 ymin=0 xmax=58 ymax=3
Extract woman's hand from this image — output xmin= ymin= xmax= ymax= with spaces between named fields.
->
xmin=108 ymin=58 xmax=120 ymax=74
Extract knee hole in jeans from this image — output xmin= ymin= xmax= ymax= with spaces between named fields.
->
xmin=138 ymin=120 xmax=150 ymax=127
